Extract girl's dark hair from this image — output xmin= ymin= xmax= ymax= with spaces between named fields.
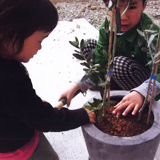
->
xmin=0 ymin=0 xmax=58 ymax=55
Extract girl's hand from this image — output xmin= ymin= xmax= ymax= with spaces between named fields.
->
xmin=85 ymin=109 xmax=96 ymax=123
xmin=112 ymin=91 xmax=144 ymax=116
xmin=58 ymin=83 xmax=79 ymax=107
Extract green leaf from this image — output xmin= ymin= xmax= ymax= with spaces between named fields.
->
xmin=80 ymin=39 xmax=85 ymax=49
xmin=97 ymin=108 xmax=103 ymax=119
xmin=69 ymin=41 xmax=79 ymax=49
xmin=84 ymin=105 xmax=93 ymax=110
xmin=74 ymin=50 xmax=81 ymax=54
xmin=83 ymin=68 xmax=89 ymax=72
xmin=148 ymin=33 xmax=158 ymax=48
xmin=75 ymin=37 xmax=79 ymax=46
xmin=108 ymin=0 xmax=113 ymax=10
xmin=99 ymin=80 xmax=110 ymax=88
xmin=80 ymin=62 xmax=90 ymax=68
xmin=137 ymin=29 xmax=145 ymax=37
xmin=73 ymin=53 xmax=85 ymax=60
xmin=108 ymin=0 xmax=117 ymax=10
xmin=103 ymin=100 xmax=117 ymax=107
xmin=138 ymin=37 xmax=145 ymax=47
xmin=144 ymin=29 xmax=158 ymax=34
xmin=150 ymin=42 xmax=157 ymax=52
xmin=88 ymin=98 xmax=102 ymax=108
xmin=147 ymin=51 xmax=160 ymax=65
xmin=97 ymin=103 xmax=103 ymax=109
xmin=121 ymin=0 xmax=130 ymax=17
xmin=93 ymin=64 xmax=101 ymax=68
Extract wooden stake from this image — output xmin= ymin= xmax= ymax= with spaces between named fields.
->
xmin=147 ymin=32 xmax=160 ymax=124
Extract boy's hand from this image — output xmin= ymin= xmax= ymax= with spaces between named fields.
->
xmin=85 ymin=109 xmax=96 ymax=123
xmin=112 ymin=91 xmax=144 ymax=116
xmin=58 ymin=83 xmax=79 ymax=107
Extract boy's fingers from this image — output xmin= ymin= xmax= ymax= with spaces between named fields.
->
xmin=114 ymin=100 xmax=123 ymax=108
xmin=132 ymin=104 xmax=140 ymax=115
xmin=122 ymin=104 xmax=134 ymax=116
xmin=113 ymin=101 xmax=129 ymax=114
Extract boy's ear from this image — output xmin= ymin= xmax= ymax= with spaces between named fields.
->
xmin=142 ymin=4 xmax=146 ymax=12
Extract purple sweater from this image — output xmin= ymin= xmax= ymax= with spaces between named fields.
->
xmin=0 ymin=56 xmax=89 ymax=153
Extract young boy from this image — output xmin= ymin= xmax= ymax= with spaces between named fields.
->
xmin=59 ymin=0 xmax=160 ymax=117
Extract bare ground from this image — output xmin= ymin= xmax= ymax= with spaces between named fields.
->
xmin=51 ymin=0 xmax=160 ymax=30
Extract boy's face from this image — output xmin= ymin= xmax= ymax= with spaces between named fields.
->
xmin=109 ymin=0 xmax=146 ymax=32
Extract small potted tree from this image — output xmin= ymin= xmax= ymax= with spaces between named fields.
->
xmin=68 ymin=0 xmax=160 ymax=159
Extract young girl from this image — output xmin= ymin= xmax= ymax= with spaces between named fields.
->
xmin=0 ymin=0 xmax=95 ymax=160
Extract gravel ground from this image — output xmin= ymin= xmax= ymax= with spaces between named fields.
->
xmin=51 ymin=0 xmax=160 ymax=30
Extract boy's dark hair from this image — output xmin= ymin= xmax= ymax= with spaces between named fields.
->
xmin=103 ymin=0 xmax=147 ymax=5
xmin=0 ymin=0 xmax=58 ymax=55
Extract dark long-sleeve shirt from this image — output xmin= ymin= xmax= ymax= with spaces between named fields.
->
xmin=0 ymin=56 xmax=89 ymax=153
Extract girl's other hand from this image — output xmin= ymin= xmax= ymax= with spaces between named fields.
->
xmin=85 ymin=109 xmax=96 ymax=123
xmin=112 ymin=91 xmax=144 ymax=116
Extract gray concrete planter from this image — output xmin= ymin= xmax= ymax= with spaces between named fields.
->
xmin=82 ymin=91 xmax=160 ymax=160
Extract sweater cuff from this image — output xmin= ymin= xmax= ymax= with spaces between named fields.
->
xmin=131 ymin=79 xmax=160 ymax=102
xmin=68 ymin=108 xmax=90 ymax=126
xmin=76 ymin=78 xmax=95 ymax=92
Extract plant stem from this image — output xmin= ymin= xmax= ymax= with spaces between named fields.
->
xmin=138 ymin=66 xmax=155 ymax=120
xmin=147 ymin=63 xmax=158 ymax=124
xmin=102 ymin=87 xmax=107 ymax=115
xmin=108 ymin=7 xmax=114 ymax=67
xmin=107 ymin=87 xmax=110 ymax=101
xmin=102 ymin=87 xmax=107 ymax=104
xmin=138 ymin=27 xmax=160 ymax=121
xmin=112 ymin=0 xmax=119 ymax=62
xmin=147 ymin=32 xmax=160 ymax=124
xmin=105 ymin=2 xmax=117 ymax=105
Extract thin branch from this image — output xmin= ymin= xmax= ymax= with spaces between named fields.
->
xmin=138 ymin=24 xmax=160 ymax=121
xmin=147 ymin=63 xmax=159 ymax=124
xmin=138 ymin=66 xmax=155 ymax=120
xmin=121 ymin=0 xmax=130 ymax=18
xmin=147 ymin=32 xmax=160 ymax=124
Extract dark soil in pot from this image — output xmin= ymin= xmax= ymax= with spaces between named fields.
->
xmin=95 ymin=96 xmax=154 ymax=137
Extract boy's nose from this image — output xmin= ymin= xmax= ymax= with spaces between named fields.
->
xmin=121 ymin=12 xmax=129 ymax=22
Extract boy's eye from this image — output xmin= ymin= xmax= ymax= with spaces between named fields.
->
xmin=128 ymin=6 xmax=137 ymax=10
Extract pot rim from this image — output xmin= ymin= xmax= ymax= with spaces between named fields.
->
xmin=82 ymin=90 xmax=160 ymax=146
